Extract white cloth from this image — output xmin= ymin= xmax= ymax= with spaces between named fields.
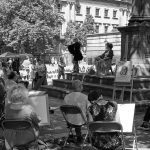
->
xmin=22 ymin=59 xmax=31 ymax=69
xmin=64 ymin=92 xmax=91 ymax=125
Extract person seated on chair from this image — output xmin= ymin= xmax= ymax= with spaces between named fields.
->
xmin=4 ymin=84 xmax=41 ymax=149
xmin=88 ymin=90 xmax=122 ymax=150
xmin=95 ymin=42 xmax=114 ymax=76
xmin=64 ymin=80 xmax=92 ymax=144
xmin=138 ymin=106 xmax=150 ymax=130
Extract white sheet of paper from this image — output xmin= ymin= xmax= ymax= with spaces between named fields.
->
xmin=117 ymin=104 xmax=135 ymax=133
xmin=30 ymin=94 xmax=50 ymax=125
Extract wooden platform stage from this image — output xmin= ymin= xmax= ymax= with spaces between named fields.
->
xmin=40 ymin=73 xmax=150 ymax=102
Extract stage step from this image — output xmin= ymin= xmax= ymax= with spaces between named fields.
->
xmin=40 ymin=85 xmax=71 ymax=99
xmin=41 ymin=79 xmax=150 ymax=101
xmin=40 ymin=84 xmax=150 ymax=112
xmin=66 ymin=73 xmax=150 ymax=88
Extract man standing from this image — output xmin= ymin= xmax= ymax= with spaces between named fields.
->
xmin=58 ymin=56 xmax=66 ymax=79
xmin=68 ymin=38 xmax=83 ymax=73
xmin=64 ymin=80 xmax=92 ymax=143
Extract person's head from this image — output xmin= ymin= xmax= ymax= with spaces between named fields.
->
xmin=105 ymin=42 xmax=113 ymax=50
xmin=37 ymin=59 xmax=42 ymax=65
xmin=7 ymin=71 xmax=17 ymax=81
xmin=73 ymin=38 xmax=78 ymax=43
xmin=7 ymin=84 xmax=29 ymax=104
xmin=59 ymin=56 xmax=64 ymax=62
xmin=72 ymin=80 xmax=83 ymax=92
xmin=2 ymin=62 xmax=8 ymax=68
xmin=88 ymin=90 xmax=100 ymax=103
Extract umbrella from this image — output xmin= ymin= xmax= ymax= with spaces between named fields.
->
xmin=0 ymin=52 xmax=19 ymax=58
xmin=19 ymin=53 xmax=33 ymax=59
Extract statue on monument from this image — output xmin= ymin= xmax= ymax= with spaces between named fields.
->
xmin=131 ymin=0 xmax=150 ymax=18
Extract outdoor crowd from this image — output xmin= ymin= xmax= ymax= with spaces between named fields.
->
xmin=0 ymin=57 xmax=48 ymax=90
xmin=0 ymin=39 xmax=150 ymax=150
xmin=0 ymin=76 xmax=122 ymax=150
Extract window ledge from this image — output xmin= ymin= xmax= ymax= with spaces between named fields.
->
xmin=76 ymin=13 xmax=82 ymax=16
xmin=112 ymin=17 xmax=118 ymax=20
xmin=104 ymin=16 xmax=110 ymax=19
xmin=95 ymin=16 xmax=101 ymax=18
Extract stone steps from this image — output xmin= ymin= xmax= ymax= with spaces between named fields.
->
xmin=40 ymin=85 xmax=150 ymax=113
xmin=40 ymin=73 xmax=150 ymax=101
xmin=51 ymin=79 xmax=150 ymax=101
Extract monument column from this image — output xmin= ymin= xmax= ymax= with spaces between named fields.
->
xmin=118 ymin=0 xmax=150 ymax=76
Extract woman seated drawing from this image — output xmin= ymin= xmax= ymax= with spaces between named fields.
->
xmin=4 ymin=84 xmax=41 ymax=149
xmin=88 ymin=90 xmax=122 ymax=150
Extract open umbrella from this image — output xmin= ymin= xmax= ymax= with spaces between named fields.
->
xmin=0 ymin=52 xmax=19 ymax=58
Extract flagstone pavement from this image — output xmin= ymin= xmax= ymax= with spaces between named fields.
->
xmin=42 ymin=97 xmax=150 ymax=150
xmin=0 ymin=96 xmax=150 ymax=150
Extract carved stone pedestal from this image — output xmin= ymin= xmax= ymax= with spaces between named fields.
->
xmin=118 ymin=21 xmax=150 ymax=76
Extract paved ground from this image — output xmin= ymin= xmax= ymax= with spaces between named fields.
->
xmin=39 ymin=97 xmax=150 ymax=150
xmin=0 ymin=96 xmax=150 ymax=149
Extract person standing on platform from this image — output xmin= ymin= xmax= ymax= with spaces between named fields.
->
xmin=68 ymin=38 xmax=83 ymax=73
xmin=58 ymin=56 xmax=66 ymax=79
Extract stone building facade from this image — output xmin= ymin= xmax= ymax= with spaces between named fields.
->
xmin=57 ymin=0 xmax=132 ymax=35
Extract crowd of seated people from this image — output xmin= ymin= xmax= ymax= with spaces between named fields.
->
xmin=0 ymin=75 xmax=129 ymax=150
xmin=64 ymin=79 xmax=122 ymax=149
xmin=0 ymin=70 xmax=42 ymax=149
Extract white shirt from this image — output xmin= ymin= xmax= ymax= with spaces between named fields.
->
xmin=64 ymin=92 xmax=91 ymax=125
xmin=22 ymin=59 xmax=31 ymax=69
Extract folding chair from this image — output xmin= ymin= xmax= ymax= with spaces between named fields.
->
xmin=88 ymin=121 xmax=125 ymax=150
xmin=60 ymin=105 xmax=88 ymax=146
xmin=1 ymin=119 xmax=39 ymax=150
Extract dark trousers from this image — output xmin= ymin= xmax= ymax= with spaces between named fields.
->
xmin=143 ymin=106 xmax=150 ymax=122
xmin=73 ymin=61 xmax=79 ymax=73
xmin=75 ymin=126 xmax=82 ymax=138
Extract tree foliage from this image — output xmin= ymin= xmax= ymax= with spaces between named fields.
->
xmin=0 ymin=0 xmax=64 ymax=53
xmin=64 ymin=15 xmax=95 ymax=47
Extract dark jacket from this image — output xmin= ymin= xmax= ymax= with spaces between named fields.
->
xmin=100 ymin=49 xmax=113 ymax=60
xmin=68 ymin=42 xmax=83 ymax=61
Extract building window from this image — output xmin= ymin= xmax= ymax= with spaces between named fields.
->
xmin=113 ymin=10 xmax=117 ymax=18
xmin=76 ymin=6 xmax=81 ymax=14
xmin=122 ymin=10 xmax=125 ymax=16
xmin=57 ymin=3 xmax=62 ymax=13
xmin=95 ymin=25 xmax=99 ymax=33
xmin=86 ymin=7 xmax=90 ymax=15
xmin=95 ymin=8 xmax=100 ymax=16
xmin=104 ymin=9 xmax=109 ymax=18
xmin=104 ymin=26 xmax=108 ymax=33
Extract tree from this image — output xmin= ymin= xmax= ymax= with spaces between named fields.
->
xmin=64 ymin=15 xmax=95 ymax=47
xmin=0 ymin=0 xmax=64 ymax=54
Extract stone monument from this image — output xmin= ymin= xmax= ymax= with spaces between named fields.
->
xmin=118 ymin=0 xmax=150 ymax=76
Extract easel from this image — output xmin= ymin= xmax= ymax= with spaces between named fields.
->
xmin=112 ymin=61 xmax=134 ymax=103
xmin=113 ymin=60 xmax=138 ymax=149
xmin=117 ymin=104 xmax=138 ymax=150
